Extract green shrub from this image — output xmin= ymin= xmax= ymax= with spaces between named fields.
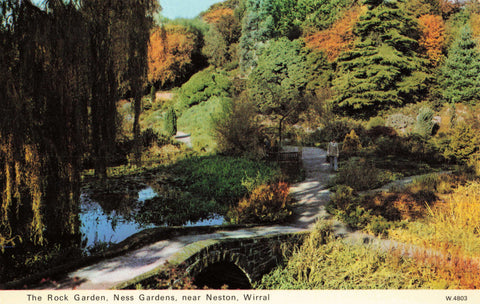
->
xmin=367 ymin=116 xmax=385 ymax=129
xmin=335 ymin=158 xmax=386 ymax=191
xmin=414 ymin=107 xmax=435 ymax=137
xmin=374 ymin=135 xmax=399 ymax=156
xmin=227 ymin=182 xmax=293 ymax=224
xmin=141 ymin=108 xmax=166 ymax=134
xmin=374 ymin=133 xmax=439 ymax=163
xmin=366 ymin=126 xmax=397 ymax=140
xmin=163 ymin=108 xmax=177 ymax=137
xmin=327 ymin=185 xmax=372 ymax=229
xmin=150 ymin=85 xmax=156 ymax=103
xmin=366 ymin=216 xmax=392 ymax=237
xmin=174 ymin=68 xmax=232 ymax=114
xmin=213 ymin=95 xmax=264 ymax=158
xmin=467 ymin=153 xmax=480 ymax=176
xmin=318 ymin=119 xmax=365 ymax=143
xmin=327 ymin=185 xmax=357 ymax=213
xmin=412 ymin=172 xmax=464 ymax=194
xmin=336 ymin=205 xmax=372 ymax=230
xmin=141 ymin=128 xmax=159 ymax=147
xmin=169 ymin=156 xmax=282 ymax=205
xmin=443 ymin=122 xmax=480 ymax=164
xmin=342 ymin=129 xmax=362 ymax=156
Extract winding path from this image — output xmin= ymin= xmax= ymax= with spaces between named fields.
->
xmin=31 ymin=147 xmax=412 ymax=290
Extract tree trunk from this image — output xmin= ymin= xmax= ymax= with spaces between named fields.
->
xmin=133 ymin=93 xmax=142 ymax=167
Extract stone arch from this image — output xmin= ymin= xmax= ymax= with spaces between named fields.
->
xmin=188 ymin=251 xmax=254 ymax=289
xmin=193 ymin=261 xmax=252 ymax=289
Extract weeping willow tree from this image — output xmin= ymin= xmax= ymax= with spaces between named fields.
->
xmin=0 ymin=0 xmax=157 ymax=250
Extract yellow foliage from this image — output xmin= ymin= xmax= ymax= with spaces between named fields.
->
xmin=202 ymin=8 xmax=234 ymax=24
xmin=342 ymin=129 xmax=362 ymax=155
xmin=390 ymin=181 xmax=480 ymax=258
xmin=470 ymin=13 xmax=480 ymax=47
xmin=24 ymin=144 xmax=44 ymax=245
xmin=418 ymin=14 xmax=446 ymax=66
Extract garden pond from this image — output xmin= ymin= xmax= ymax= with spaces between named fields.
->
xmin=79 ymin=185 xmax=225 ymax=250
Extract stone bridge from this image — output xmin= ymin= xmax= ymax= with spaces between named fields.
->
xmin=115 ymin=231 xmax=308 ymax=289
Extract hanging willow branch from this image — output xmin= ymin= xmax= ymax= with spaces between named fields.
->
xmin=0 ymin=0 xmax=158 ymax=249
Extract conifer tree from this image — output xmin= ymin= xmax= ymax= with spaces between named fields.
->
xmin=239 ymin=0 xmax=275 ymax=73
xmin=164 ymin=108 xmax=178 ymax=137
xmin=439 ymin=25 xmax=480 ymax=105
xmin=333 ymin=0 xmax=430 ymax=116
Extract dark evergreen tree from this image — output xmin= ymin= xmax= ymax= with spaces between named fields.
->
xmin=164 ymin=108 xmax=178 ymax=137
xmin=439 ymin=25 xmax=480 ymax=105
xmin=239 ymin=0 xmax=275 ymax=73
xmin=296 ymin=0 xmax=357 ymax=33
xmin=333 ymin=0 xmax=430 ymax=116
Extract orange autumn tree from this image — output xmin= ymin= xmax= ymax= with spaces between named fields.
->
xmin=202 ymin=7 xmax=234 ymax=24
xmin=304 ymin=6 xmax=364 ymax=62
xmin=148 ymin=24 xmax=198 ymax=88
xmin=418 ymin=14 xmax=446 ymax=66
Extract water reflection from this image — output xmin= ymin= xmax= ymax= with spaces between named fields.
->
xmin=138 ymin=187 xmax=158 ymax=202
xmin=79 ymin=187 xmax=225 ymax=250
xmin=79 ymin=193 xmax=155 ymax=249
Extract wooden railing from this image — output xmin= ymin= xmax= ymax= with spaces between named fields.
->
xmin=267 ymin=151 xmax=302 ymax=163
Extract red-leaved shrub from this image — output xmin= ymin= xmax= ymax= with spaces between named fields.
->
xmin=227 ymin=182 xmax=293 ymax=224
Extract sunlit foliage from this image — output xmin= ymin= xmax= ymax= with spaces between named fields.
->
xmin=304 ymin=6 xmax=364 ymax=62
xmin=148 ymin=24 xmax=200 ymax=88
xmin=418 ymin=14 xmax=446 ymax=66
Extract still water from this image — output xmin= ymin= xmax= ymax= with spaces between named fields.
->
xmin=79 ymin=187 xmax=224 ymax=249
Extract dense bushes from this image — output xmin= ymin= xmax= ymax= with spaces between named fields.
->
xmin=174 ymin=68 xmax=232 ymax=114
xmin=315 ymin=119 xmax=366 ymax=143
xmin=441 ymin=122 xmax=480 ymax=164
xmin=213 ymin=95 xmax=264 ymax=158
xmin=327 ymin=179 xmax=439 ymax=235
xmin=227 ymin=182 xmax=293 ymax=224
xmin=374 ymin=133 xmax=440 ymax=163
xmin=341 ymin=129 xmax=362 ymax=156
xmin=333 ymin=157 xmax=396 ymax=191
xmin=168 ymin=156 xmax=282 ymax=205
